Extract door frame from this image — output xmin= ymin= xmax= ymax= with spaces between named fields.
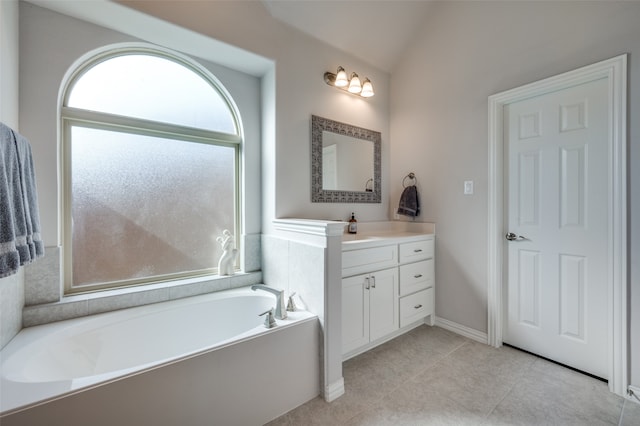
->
xmin=487 ymin=55 xmax=627 ymax=395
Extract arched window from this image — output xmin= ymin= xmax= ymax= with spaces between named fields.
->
xmin=61 ymin=47 xmax=241 ymax=293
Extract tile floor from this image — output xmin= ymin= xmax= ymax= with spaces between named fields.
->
xmin=267 ymin=325 xmax=640 ymax=425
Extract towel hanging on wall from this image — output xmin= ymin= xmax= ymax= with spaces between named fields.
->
xmin=397 ymin=172 xmax=420 ymax=218
xmin=1 ymin=122 xmax=44 ymax=278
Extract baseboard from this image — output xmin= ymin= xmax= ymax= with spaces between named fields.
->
xmin=324 ymin=377 xmax=344 ymax=402
xmin=435 ymin=316 xmax=488 ymax=344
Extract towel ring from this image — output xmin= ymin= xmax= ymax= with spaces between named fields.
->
xmin=402 ymin=172 xmax=417 ymax=188
xmin=365 ymin=178 xmax=374 ymax=192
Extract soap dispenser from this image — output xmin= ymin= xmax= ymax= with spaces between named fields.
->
xmin=348 ymin=212 xmax=358 ymax=234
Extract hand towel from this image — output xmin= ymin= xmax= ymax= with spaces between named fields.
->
xmin=1 ymin=122 xmax=44 ymax=278
xmin=397 ymin=185 xmax=420 ymax=218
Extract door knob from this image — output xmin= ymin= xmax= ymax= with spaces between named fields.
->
xmin=505 ymin=232 xmax=527 ymax=241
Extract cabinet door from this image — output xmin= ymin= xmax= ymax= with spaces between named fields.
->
xmin=342 ymin=274 xmax=369 ymax=354
xmin=369 ymin=268 xmax=399 ymax=342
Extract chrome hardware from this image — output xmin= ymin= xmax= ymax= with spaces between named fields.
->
xmin=251 ymin=284 xmax=287 ymax=320
xmin=414 ymin=274 xmax=423 ymax=279
xmin=414 ymin=304 xmax=423 ymax=309
xmin=365 ymin=277 xmax=370 ymax=290
xmin=371 ymin=276 xmax=376 ymax=288
xmin=259 ymin=308 xmax=277 ymax=328
xmin=414 ymin=249 xmax=423 ymax=253
xmin=286 ymin=292 xmax=297 ymax=312
xmin=505 ymin=232 xmax=527 ymax=241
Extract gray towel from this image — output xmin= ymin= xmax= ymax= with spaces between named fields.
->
xmin=1 ymin=122 xmax=44 ymax=278
xmin=397 ymin=185 xmax=420 ymax=218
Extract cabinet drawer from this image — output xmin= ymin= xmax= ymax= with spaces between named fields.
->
xmin=343 ymin=245 xmax=398 ymax=277
xmin=399 ymin=288 xmax=433 ymax=328
xmin=399 ymin=239 xmax=434 ymax=264
xmin=399 ymin=259 xmax=434 ymax=297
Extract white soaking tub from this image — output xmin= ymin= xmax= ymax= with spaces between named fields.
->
xmin=0 ymin=286 xmax=319 ymax=426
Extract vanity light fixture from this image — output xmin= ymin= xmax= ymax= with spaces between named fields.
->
xmin=324 ymin=66 xmax=374 ymax=98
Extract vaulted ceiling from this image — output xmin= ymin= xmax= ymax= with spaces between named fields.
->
xmin=262 ymin=0 xmax=435 ymax=73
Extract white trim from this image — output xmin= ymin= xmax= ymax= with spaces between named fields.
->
xmin=487 ymin=54 xmax=627 ymax=396
xmin=435 ymin=316 xmax=488 ymax=344
xmin=628 ymin=385 xmax=640 ymax=405
xmin=323 ymin=378 xmax=345 ymax=402
xmin=273 ymin=218 xmax=346 ymax=237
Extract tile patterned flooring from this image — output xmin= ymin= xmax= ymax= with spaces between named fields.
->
xmin=267 ymin=325 xmax=640 ymax=425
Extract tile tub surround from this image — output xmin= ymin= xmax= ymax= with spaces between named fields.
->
xmin=268 ymin=325 xmax=634 ymax=425
xmin=20 ymin=234 xmax=263 ymax=326
xmin=0 ymin=270 xmax=24 ymax=349
xmin=22 ymin=271 xmax=263 ymax=327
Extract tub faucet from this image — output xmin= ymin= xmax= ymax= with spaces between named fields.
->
xmin=251 ymin=285 xmax=287 ymax=320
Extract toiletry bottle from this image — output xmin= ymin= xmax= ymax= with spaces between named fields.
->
xmin=348 ymin=212 xmax=357 ymax=234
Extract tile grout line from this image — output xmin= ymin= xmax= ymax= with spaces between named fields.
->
xmin=339 ymin=332 xmax=475 ymax=425
xmin=483 ymin=373 xmax=520 ymax=420
xmin=403 ymin=336 xmax=473 ymax=386
xmin=617 ymin=399 xmax=626 ymax=426
xmin=483 ymin=348 xmax=542 ymax=420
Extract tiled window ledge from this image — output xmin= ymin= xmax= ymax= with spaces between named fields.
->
xmin=22 ymin=234 xmax=263 ymax=327
xmin=22 ymin=271 xmax=262 ymax=327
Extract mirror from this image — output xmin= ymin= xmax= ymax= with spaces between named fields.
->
xmin=311 ymin=115 xmax=381 ymax=203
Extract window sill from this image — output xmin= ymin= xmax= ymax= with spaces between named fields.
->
xmin=22 ymin=271 xmax=262 ymax=327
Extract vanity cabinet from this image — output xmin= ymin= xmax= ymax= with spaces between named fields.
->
xmin=342 ymin=234 xmax=435 ymax=358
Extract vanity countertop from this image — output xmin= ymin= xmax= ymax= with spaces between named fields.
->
xmin=342 ymin=231 xmax=434 ymax=250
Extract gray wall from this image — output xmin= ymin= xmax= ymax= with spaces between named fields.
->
xmin=390 ymin=0 xmax=639 ymax=388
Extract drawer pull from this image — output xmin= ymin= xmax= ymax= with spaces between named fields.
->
xmin=414 ymin=304 xmax=423 ymax=309
xmin=414 ymin=274 xmax=423 ymax=278
xmin=413 ymin=249 xmax=423 ymax=253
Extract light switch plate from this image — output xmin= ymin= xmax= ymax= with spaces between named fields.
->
xmin=464 ymin=180 xmax=474 ymax=195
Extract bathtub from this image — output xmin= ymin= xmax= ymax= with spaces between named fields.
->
xmin=1 ymin=286 xmax=320 ymax=425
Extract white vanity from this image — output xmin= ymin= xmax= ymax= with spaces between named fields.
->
xmin=341 ymin=222 xmax=435 ymax=359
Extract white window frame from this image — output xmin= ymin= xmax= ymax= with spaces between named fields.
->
xmin=60 ymin=45 xmax=243 ymax=294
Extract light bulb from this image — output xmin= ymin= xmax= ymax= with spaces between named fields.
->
xmin=335 ymin=67 xmax=348 ymax=87
xmin=348 ymin=72 xmax=362 ymax=94
xmin=361 ymin=78 xmax=374 ymax=97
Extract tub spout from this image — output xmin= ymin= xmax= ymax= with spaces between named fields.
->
xmin=251 ymin=285 xmax=287 ymax=320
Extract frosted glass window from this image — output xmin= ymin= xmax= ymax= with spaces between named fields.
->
xmin=68 ymin=55 xmax=237 ymax=134
xmin=62 ymin=48 xmax=241 ymax=293
xmin=70 ymin=127 xmax=235 ymax=288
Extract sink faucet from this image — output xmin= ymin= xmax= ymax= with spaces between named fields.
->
xmin=251 ymin=285 xmax=287 ymax=320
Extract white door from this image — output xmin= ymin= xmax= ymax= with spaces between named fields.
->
xmin=504 ymin=77 xmax=609 ymax=378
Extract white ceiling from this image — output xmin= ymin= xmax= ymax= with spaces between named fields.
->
xmin=262 ymin=0 xmax=435 ymax=73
